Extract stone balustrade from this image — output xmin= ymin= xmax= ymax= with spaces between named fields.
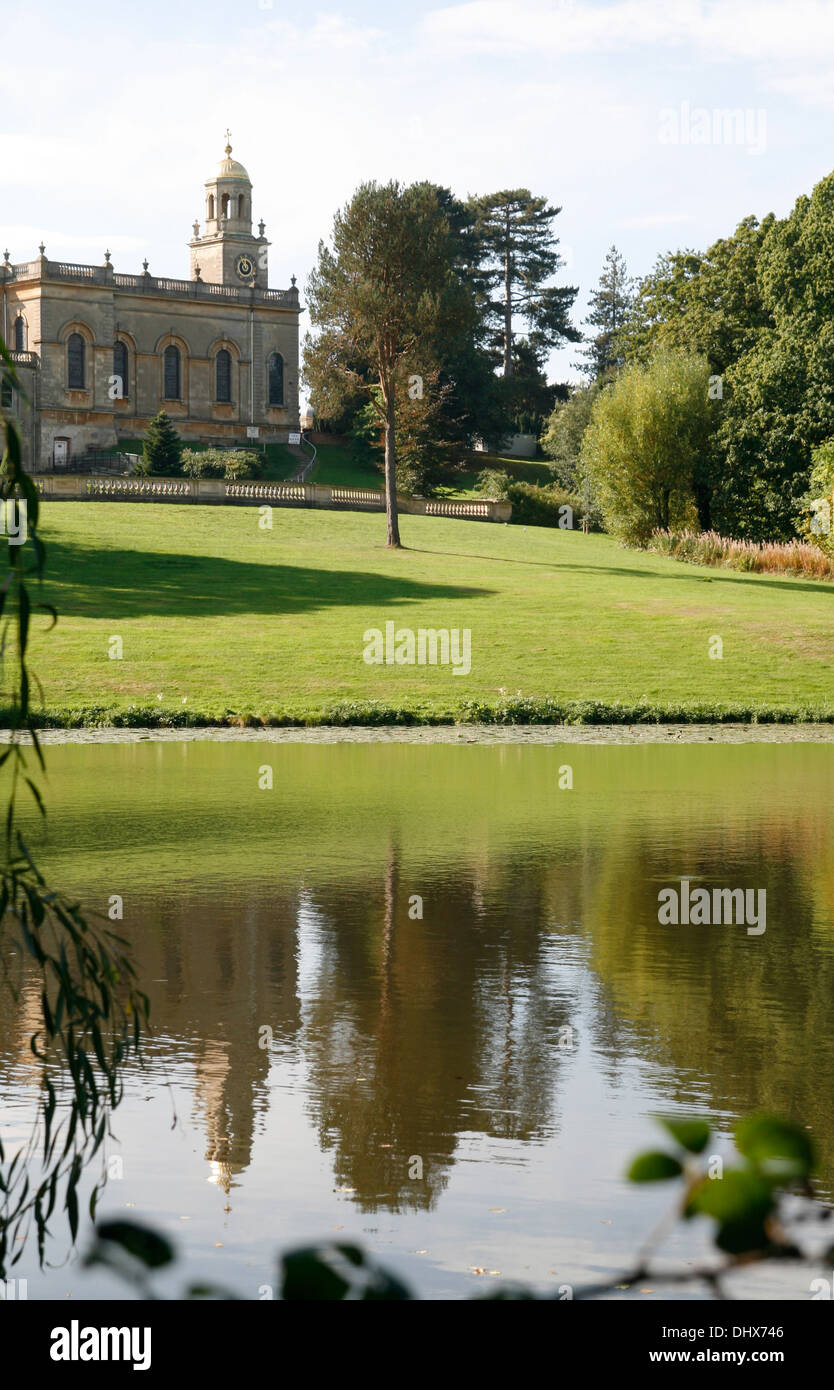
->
xmin=33 ymin=473 xmax=512 ymax=522
xmin=2 ymin=258 xmax=299 ymax=308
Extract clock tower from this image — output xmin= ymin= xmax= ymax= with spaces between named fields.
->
xmin=189 ymin=133 xmax=269 ymax=288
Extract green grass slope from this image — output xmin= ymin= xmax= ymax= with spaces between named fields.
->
xmin=23 ymin=501 xmax=834 ymax=725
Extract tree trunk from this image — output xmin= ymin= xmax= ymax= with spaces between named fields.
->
xmin=694 ymin=477 xmax=712 ymax=531
xmin=503 ymin=246 xmax=513 ymax=377
xmin=383 ymin=387 xmax=401 ymax=548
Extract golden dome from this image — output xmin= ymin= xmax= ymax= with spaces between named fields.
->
xmin=211 ymin=133 xmax=250 ymax=183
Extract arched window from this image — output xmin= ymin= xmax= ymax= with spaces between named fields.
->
xmin=207 ymin=193 xmax=215 ymax=220
xmin=67 ymin=333 xmax=85 ymax=389
xmin=267 ymin=352 xmax=284 ymax=407
xmin=163 ymin=344 xmax=181 ymax=400
xmin=238 ymin=194 xmax=245 ymax=218
xmin=113 ymin=341 xmax=128 ymax=399
xmin=221 ymin=193 xmax=230 ymax=218
xmin=14 ymin=315 xmax=25 ymax=352
xmin=215 ymin=349 xmax=232 ymax=403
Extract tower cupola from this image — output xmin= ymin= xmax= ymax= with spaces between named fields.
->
xmin=189 ymin=132 xmax=269 ymax=287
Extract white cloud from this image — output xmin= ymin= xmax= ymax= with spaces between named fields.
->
xmin=422 ymin=0 xmax=834 ymax=63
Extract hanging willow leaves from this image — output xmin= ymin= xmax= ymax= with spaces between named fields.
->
xmin=0 ymin=333 xmax=149 ymax=1277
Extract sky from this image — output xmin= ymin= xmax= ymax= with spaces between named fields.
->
xmin=3 ymin=0 xmax=834 ymax=389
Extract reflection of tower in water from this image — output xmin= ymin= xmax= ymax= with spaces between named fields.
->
xmin=134 ymin=889 xmax=304 ymax=1195
xmin=194 ymin=1040 xmax=251 ymax=1194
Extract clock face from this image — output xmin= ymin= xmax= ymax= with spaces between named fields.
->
xmin=236 ymin=254 xmax=254 ymax=282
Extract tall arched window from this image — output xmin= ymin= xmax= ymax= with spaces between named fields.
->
xmin=113 ymin=341 xmax=128 ymax=399
xmin=67 ymin=333 xmax=85 ymax=389
xmin=267 ymin=352 xmax=284 ymax=407
xmin=207 ymin=193 xmax=215 ymax=220
xmin=238 ymin=194 xmax=245 ymax=219
xmin=215 ymin=349 xmax=232 ymax=403
xmin=163 ymin=344 xmax=181 ymax=400
xmin=221 ymin=193 xmax=230 ymax=218
xmin=14 ymin=315 xmax=25 ymax=352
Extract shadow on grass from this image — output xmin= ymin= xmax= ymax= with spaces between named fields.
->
xmin=42 ymin=538 xmax=493 ymax=619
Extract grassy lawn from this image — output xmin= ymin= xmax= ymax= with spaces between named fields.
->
xmin=305 ymin=443 xmax=554 ymax=497
xmin=23 ymin=500 xmax=834 ymax=725
xmin=440 ymin=453 xmax=554 ymax=498
xmin=309 ymin=441 xmax=383 ymax=489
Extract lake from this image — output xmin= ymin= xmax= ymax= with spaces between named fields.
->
xmin=2 ymin=737 xmax=833 ymax=1299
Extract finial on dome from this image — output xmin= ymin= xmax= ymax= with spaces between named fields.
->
xmin=224 ymin=127 xmax=232 ymax=156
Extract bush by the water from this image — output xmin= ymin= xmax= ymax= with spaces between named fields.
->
xmin=648 ymin=528 xmax=834 ymax=581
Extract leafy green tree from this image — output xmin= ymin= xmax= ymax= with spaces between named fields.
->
xmin=713 ymin=180 xmax=834 ymax=539
xmin=621 ymin=219 xmax=773 ymax=380
xmin=142 ymin=410 xmax=183 ymax=475
xmin=304 ymin=181 xmax=471 ymax=547
xmin=581 ymin=351 xmax=713 ymax=544
xmin=578 ymin=245 xmax=633 ymax=379
xmin=619 ymin=249 xmax=704 ymax=366
xmin=468 ymin=189 xmax=579 ymax=376
xmin=541 ymin=380 xmax=602 ymax=489
xmin=309 ymin=186 xmax=510 ymax=457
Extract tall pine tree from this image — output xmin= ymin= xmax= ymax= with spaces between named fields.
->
xmin=304 ymin=181 xmax=472 ymax=547
xmin=469 ymin=189 xmax=579 ymax=376
xmin=579 ymin=246 xmax=633 ymax=380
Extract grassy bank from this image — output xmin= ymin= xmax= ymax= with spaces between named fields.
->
xmin=20 ymin=501 xmax=834 ymax=726
xmin=304 ymin=442 xmax=553 ymax=497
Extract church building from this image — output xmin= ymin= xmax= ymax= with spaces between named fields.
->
xmin=0 ymin=136 xmax=300 ymax=471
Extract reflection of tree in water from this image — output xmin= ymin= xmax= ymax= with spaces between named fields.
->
xmin=582 ymin=812 xmax=834 ymax=1191
xmin=6 ymin=774 xmax=833 ymax=1214
xmin=299 ymin=842 xmax=578 ymax=1212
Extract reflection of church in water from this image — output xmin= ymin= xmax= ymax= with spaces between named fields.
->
xmin=0 ymin=851 xmax=579 ymax=1206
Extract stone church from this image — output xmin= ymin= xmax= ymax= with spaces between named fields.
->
xmin=0 ymin=136 xmax=300 ymax=471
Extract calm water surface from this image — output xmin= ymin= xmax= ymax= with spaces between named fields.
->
xmin=2 ymin=741 xmax=833 ymax=1299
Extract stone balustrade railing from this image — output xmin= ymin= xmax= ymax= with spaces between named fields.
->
xmin=33 ymin=473 xmax=512 ymax=522
xmin=2 ymin=258 xmax=299 ymax=308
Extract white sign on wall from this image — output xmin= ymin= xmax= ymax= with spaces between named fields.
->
xmin=288 ymin=431 xmax=301 ymax=445
xmin=246 ymin=426 xmax=260 ymax=438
